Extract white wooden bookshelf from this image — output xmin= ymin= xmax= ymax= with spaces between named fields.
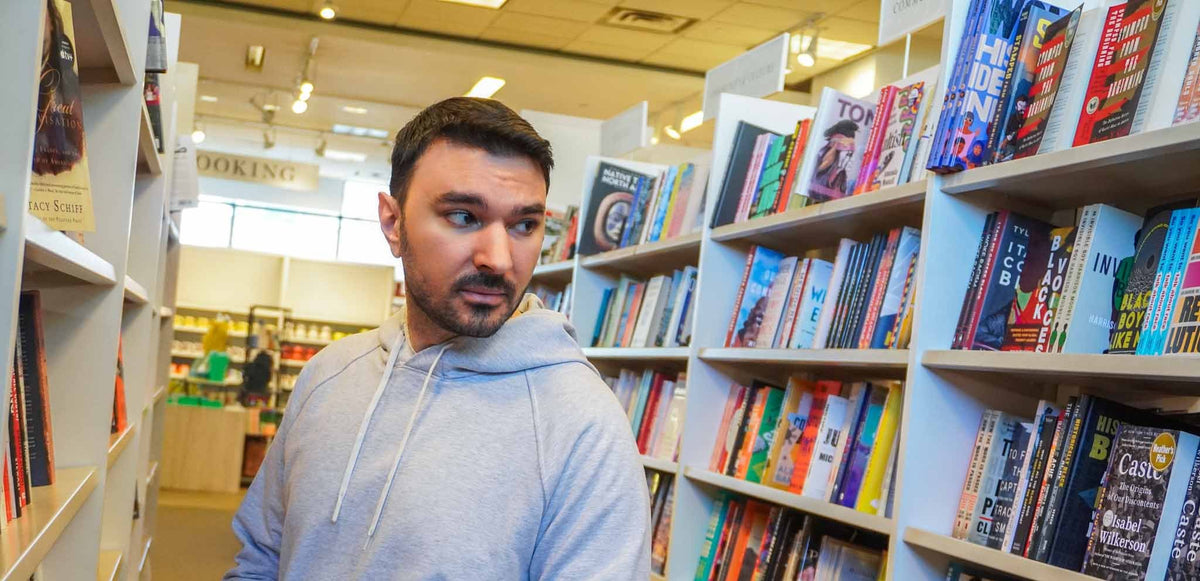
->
xmin=699 ymin=348 xmax=909 ymax=378
xmin=531 ymin=260 xmax=575 ymax=286
xmin=903 ymin=528 xmax=1096 ymax=581
xmin=0 ymin=1 xmax=182 ymax=577
xmin=580 ymin=231 xmax=702 ymax=277
xmin=640 ymin=455 xmax=679 ymax=473
xmin=582 ymin=347 xmax=690 ymax=361
xmin=923 ymin=350 xmax=1200 ymax=391
xmin=136 ymin=102 xmax=162 ymax=176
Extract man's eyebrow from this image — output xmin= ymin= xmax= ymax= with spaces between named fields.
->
xmin=435 ymin=191 xmax=487 ymax=209
xmin=514 ymin=203 xmax=545 ymax=217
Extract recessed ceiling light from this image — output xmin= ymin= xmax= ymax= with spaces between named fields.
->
xmin=465 ymin=76 xmax=505 ymax=99
xmin=341 ymin=106 xmax=368 ymax=115
xmin=439 ymin=0 xmax=507 ymax=8
xmin=318 ymin=1 xmax=336 ymax=20
xmin=323 ymin=149 xmax=368 ymax=162
xmin=199 ymin=95 xmax=218 ymax=103
xmin=679 ymin=111 xmax=703 ymax=133
xmin=332 ymin=124 xmax=390 ymax=139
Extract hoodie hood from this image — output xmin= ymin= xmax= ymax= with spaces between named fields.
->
xmin=377 ymin=293 xmax=593 ymax=377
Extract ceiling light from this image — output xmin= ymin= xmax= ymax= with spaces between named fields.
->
xmin=318 ymin=1 xmax=336 ymax=20
xmin=663 ymin=126 xmax=681 ymax=140
xmin=299 ymin=80 xmax=314 ymax=95
xmin=465 ymin=76 xmax=506 ymax=99
xmin=323 ymin=149 xmax=368 ymax=162
xmin=439 ymin=0 xmax=507 ymax=8
xmin=245 ymin=45 xmax=265 ymax=71
xmin=332 ymin=124 xmax=390 ymax=139
xmin=298 ymin=91 xmax=311 ymax=102
xmin=679 ymin=111 xmax=703 ymax=134
xmin=199 ymin=95 xmax=218 ymax=103
xmin=262 ymin=103 xmax=280 ymax=112
xmin=796 ymin=32 xmax=819 ymax=67
xmin=191 ymin=123 xmax=206 ymax=144
xmin=341 ymin=105 xmax=368 ymax=115
xmin=291 ymin=99 xmax=308 ymax=114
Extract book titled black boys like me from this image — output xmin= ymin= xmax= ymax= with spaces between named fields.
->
xmin=579 ymin=162 xmax=652 ymax=256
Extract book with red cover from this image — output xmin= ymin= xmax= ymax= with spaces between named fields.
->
xmin=776 ymin=120 xmax=813 ymax=215
xmin=711 ymin=384 xmax=748 ymax=472
xmin=635 ymin=373 xmax=667 ymax=454
xmin=857 ymin=228 xmax=902 ymax=348
xmin=788 ymin=380 xmax=842 ymax=493
xmin=1012 ymin=8 xmax=1083 ymax=159
xmin=734 ymin=383 xmax=770 ymax=479
xmin=854 ymin=86 xmax=899 ymax=195
xmin=112 ymin=336 xmax=128 ymax=435
xmin=725 ymin=500 xmax=772 ymax=581
xmin=619 ymin=282 xmax=646 ymax=347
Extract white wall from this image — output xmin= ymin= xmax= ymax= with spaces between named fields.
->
xmin=520 ymin=110 xmax=603 ymax=212
xmin=810 ymin=36 xmax=943 ymax=100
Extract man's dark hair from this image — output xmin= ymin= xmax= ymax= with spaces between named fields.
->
xmin=388 ymin=97 xmax=553 ymax=208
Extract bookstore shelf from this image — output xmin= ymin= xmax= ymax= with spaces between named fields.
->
xmin=145 ymin=461 xmax=159 ymax=489
xmin=940 ymin=123 xmax=1200 ymax=211
xmin=922 ymin=350 xmax=1200 ymax=391
xmin=282 ymin=336 xmax=332 ymax=346
xmin=0 ymin=467 xmax=98 ymax=581
xmin=72 ymin=0 xmax=137 ymax=85
xmin=174 ymin=326 xmax=249 ymax=338
xmin=710 ymin=181 xmax=927 ymax=251
xmin=158 ymin=306 xmax=173 ymax=319
xmin=581 ymin=347 xmax=690 ymax=361
xmin=650 ymin=573 xmax=666 ymax=581
xmin=23 ymin=213 xmax=117 ymax=286
xmin=106 ymin=424 xmax=134 ymax=469
xmin=123 ymin=274 xmax=149 ymax=304
xmin=699 ymin=348 xmax=909 ymax=378
xmin=580 ymin=232 xmax=702 ymax=276
xmin=280 ymin=359 xmax=307 ymax=368
xmin=171 ymin=351 xmax=245 ymax=364
xmin=531 ymin=261 xmax=574 ymax=286
xmin=903 ymin=528 xmax=1096 ymax=581
xmin=683 ymin=466 xmax=894 ymax=536
xmin=640 ymin=455 xmax=679 ymax=474
xmin=96 ymin=549 xmax=121 ymax=581
xmin=137 ymin=536 xmax=152 ymax=575
xmin=137 ymin=103 xmax=162 ymax=176
xmin=166 ymin=215 xmax=180 ymax=244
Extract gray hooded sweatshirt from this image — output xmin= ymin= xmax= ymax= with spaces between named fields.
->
xmin=225 ymin=296 xmax=651 ymax=580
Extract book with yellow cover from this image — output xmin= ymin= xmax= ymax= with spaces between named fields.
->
xmin=854 ymin=383 xmax=902 ymax=514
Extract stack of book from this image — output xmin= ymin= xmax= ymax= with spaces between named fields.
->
xmin=709 ymin=378 xmax=902 ymax=518
xmin=540 ymin=205 xmax=578 ymax=265
xmin=578 ymin=160 xmax=707 ymax=256
xmin=604 ymin=369 xmax=685 ymax=461
xmin=590 ymin=267 xmax=698 ymax=348
xmin=710 ymin=72 xmax=937 ymax=229
xmin=648 ymin=472 xmax=674 ymax=576
xmin=696 ymin=497 xmax=887 ymax=581
xmin=951 ymin=201 xmax=1200 ymax=355
xmin=529 ymin=283 xmax=572 ymax=317
xmin=953 ymin=395 xmax=1200 ymax=578
xmin=725 ymin=229 xmax=919 ymax=350
xmin=928 ymin=0 xmax=1200 ymax=173
xmin=5 ymin=291 xmax=57 ymax=523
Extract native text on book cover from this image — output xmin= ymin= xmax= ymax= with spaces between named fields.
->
xmin=578 ymin=162 xmax=651 ymax=256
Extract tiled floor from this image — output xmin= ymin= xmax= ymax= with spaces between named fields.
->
xmin=152 ymin=489 xmax=246 ymax=580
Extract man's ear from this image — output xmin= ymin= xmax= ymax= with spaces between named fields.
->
xmin=378 ymin=192 xmax=404 ymax=258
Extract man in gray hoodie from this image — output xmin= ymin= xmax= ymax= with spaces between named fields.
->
xmin=225 ymin=98 xmax=651 ymax=580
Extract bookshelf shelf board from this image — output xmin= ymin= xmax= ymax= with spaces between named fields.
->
xmin=106 ymin=424 xmax=134 ymax=469
xmin=72 ymin=0 xmax=137 ymax=85
xmin=640 ymin=455 xmax=679 ymax=473
xmin=280 ymin=359 xmax=308 ymax=368
xmin=0 ymin=467 xmax=98 ymax=581
xmin=123 ymin=275 xmax=149 ymax=304
xmin=650 ymin=573 xmax=666 ymax=581
xmin=167 ymin=216 xmax=180 ymax=244
xmin=138 ymin=536 xmax=152 ymax=574
xmin=531 ymin=261 xmax=574 ymax=286
xmin=153 ymin=385 xmax=167 ymax=404
xmin=904 ymin=528 xmax=1095 ymax=581
xmin=97 ymin=549 xmax=122 ymax=581
xmin=941 ymin=123 xmax=1200 ymax=212
xmin=173 ymin=326 xmax=249 ymax=339
xmin=137 ymin=103 xmax=163 ymax=176
xmin=922 ymin=350 xmax=1200 ymax=392
xmin=580 ymin=232 xmax=702 ymax=276
xmin=699 ymin=348 xmax=909 ymax=379
xmin=710 ymin=181 xmax=927 ymax=251
xmin=684 ymin=466 xmax=894 ymax=536
xmin=23 ymin=213 xmax=117 ymax=286
xmin=145 ymin=461 xmax=160 ymax=489
xmin=170 ymin=351 xmax=245 ymax=364
xmin=582 ymin=347 xmax=690 ymax=361
xmin=159 ymin=306 xmax=173 ymax=319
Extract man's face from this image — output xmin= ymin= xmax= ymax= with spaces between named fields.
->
xmin=380 ymin=138 xmax=546 ymax=338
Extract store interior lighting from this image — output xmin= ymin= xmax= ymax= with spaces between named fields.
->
xmin=465 ymin=76 xmax=506 ymax=98
xmin=318 ymin=1 xmax=336 ymax=20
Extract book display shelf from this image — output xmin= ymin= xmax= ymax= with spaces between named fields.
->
xmin=0 ymin=1 xmax=182 ymax=578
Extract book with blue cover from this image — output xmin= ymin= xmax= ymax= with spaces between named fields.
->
xmin=870 ymin=227 xmax=922 ymax=348
xmin=727 ymin=246 xmax=786 ymax=348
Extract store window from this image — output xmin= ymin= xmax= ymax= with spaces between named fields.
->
xmin=179 ymin=200 xmax=233 ymax=248
xmin=341 ymin=179 xmax=386 ymax=220
xmin=230 ymin=206 xmax=339 ymax=261
xmin=337 ymin=218 xmax=395 ymax=266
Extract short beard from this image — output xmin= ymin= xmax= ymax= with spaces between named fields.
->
xmin=400 ymin=228 xmax=519 ymax=338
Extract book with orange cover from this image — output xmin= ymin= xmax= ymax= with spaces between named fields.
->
xmin=788 ymin=380 xmax=843 ymax=492
xmin=724 ymin=501 xmax=772 ymax=581
xmin=733 ymin=383 xmax=770 ymax=479
xmin=711 ymin=384 xmax=748 ymax=472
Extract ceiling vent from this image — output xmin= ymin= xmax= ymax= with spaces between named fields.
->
xmin=602 ymin=8 xmax=693 ymax=34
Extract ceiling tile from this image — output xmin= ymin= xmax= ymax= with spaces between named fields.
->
xmin=574 ymin=25 xmax=675 ymax=51
xmin=737 ymin=0 xmax=828 ymax=8
xmin=561 ymin=39 xmax=659 ymax=61
xmin=478 ymin=26 xmax=574 ymax=50
xmin=615 ymin=0 xmax=734 ymax=20
xmin=336 ymin=0 xmax=410 ymax=24
xmin=503 ymin=0 xmax=613 ymax=23
xmin=397 ymin=0 xmax=502 ymax=37
xmin=837 ymin=0 xmax=880 ymax=23
xmin=642 ymin=37 xmax=746 ymax=70
xmin=682 ymin=20 xmax=774 ymax=47
xmin=711 ymin=3 xmax=807 ymax=29
xmin=227 ymin=0 xmax=312 ymax=13
xmin=818 ymin=16 xmax=878 ymax=46
xmin=487 ymin=13 xmax=591 ymax=39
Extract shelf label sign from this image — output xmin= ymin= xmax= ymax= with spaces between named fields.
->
xmin=601 ymin=101 xmax=648 ymax=157
xmin=879 ymin=0 xmax=947 ymax=46
xmin=196 ymin=151 xmax=319 ymax=192
xmin=703 ymin=33 xmax=789 ymax=122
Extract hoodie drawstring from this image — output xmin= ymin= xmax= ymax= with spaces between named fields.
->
xmin=330 ymin=336 xmax=449 ymax=533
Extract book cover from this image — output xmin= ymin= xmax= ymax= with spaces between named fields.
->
xmin=726 ymin=501 xmax=772 ymax=580
xmin=962 ymin=213 xmax=1007 ymax=349
xmin=1036 ymin=227 xmax=1077 ymax=351
xmin=711 ymin=499 xmax=745 ymax=580
xmin=765 ymin=379 xmax=815 ymax=490
xmin=989 ymin=2 xmax=1070 ymax=164
xmin=651 ymin=478 xmax=674 ymax=575
xmin=1002 ymin=226 xmax=1060 ymax=350
xmin=711 ymin=384 xmax=748 ymax=473
xmin=1007 ymin=401 xmax=1061 ymax=555
xmin=667 ymin=163 xmax=699 ymax=238
xmin=1074 ymin=0 xmax=1170 ymax=146
xmin=826 ymin=383 xmax=869 ymax=503
xmin=659 ymin=164 xmax=687 ymax=241
xmin=580 ymin=162 xmax=652 ymax=255
xmin=713 ymin=123 xmax=779 ymax=228
xmin=791 ymin=88 xmax=877 ymax=204
xmin=857 ymin=229 xmax=903 ymax=349
xmin=1109 ymin=208 xmax=1174 ymax=353
xmin=778 ymin=120 xmax=813 ymax=214
xmin=792 ymin=252 xmax=839 ymax=350
xmin=591 ymin=287 xmax=614 ymax=347
xmin=1031 ymin=395 xmax=1089 ymax=562
xmin=800 ymin=394 xmax=850 ymax=499
xmin=728 ymin=246 xmax=786 ymax=348
xmin=1012 ymin=8 xmax=1085 ymax=160
xmin=1174 ymin=21 xmax=1200 ymax=125
xmin=30 ymin=0 xmax=95 ymax=233
xmin=969 ymin=413 xmax=1026 ymax=546
xmin=871 ymin=228 xmax=921 ymax=348
xmin=931 ymin=0 xmax=990 ymax=169
xmin=16 ymin=292 xmax=54 ymax=488
xmin=1055 ymin=204 xmax=1143 ymax=353
xmin=970 ymin=213 xmax=1053 ymax=350
xmin=631 ymin=275 xmax=668 ymax=349
xmin=854 ymin=85 xmax=898 ymax=196
xmin=873 ymin=81 xmax=927 ymax=190
xmin=955 ymin=410 xmax=1000 ymax=540
xmin=1166 ymin=445 xmax=1200 ymax=578
xmin=695 ymin=494 xmax=731 ymax=580
xmin=789 ymin=381 xmax=842 ymax=493
xmin=1083 ymin=425 xmax=1199 ymax=580
xmin=833 ymin=236 xmax=884 ymax=348
xmin=647 ymin=165 xmax=679 ymax=243
xmin=665 ymin=267 xmax=698 ymax=347
xmin=1137 ymin=210 xmax=1190 ymax=356
xmin=1144 ymin=210 xmax=1200 ymax=355
xmin=1164 ymin=223 xmax=1200 ymax=354
xmin=747 ymin=382 xmax=786 ymax=484
xmin=814 ymin=537 xmax=881 ymax=580
xmin=734 ymin=384 xmax=771 ymax=480
xmin=1040 ymin=5 xmax=1122 ymax=154
xmin=776 ymin=259 xmax=811 ymax=349
xmin=754 ymin=256 xmax=799 ymax=349
xmin=752 ymin=135 xmax=791 ymax=219
xmin=987 ymin=421 xmax=1032 ymax=549
xmin=620 ymin=175 xmax=653 ymax=249
xmin=954 ymin=213 xmax=998 ymax=348
xmin=838 ymin=385 xmax=890 ymax=508
xmin=1024 ymin=398 xmax=1076 ymax=557
xmin=727 ymin=385 xmax=761 ymax=477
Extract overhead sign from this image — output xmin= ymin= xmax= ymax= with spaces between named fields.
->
xmin=196 ymin=150 xmax=319 ymax=192
xmin=601 ymin=101 xmax=648 ymax=157
xmin=879 ymin=0 xmax=948 ymax=46
xmin=702 ymin=33 xmax=789 ymax=122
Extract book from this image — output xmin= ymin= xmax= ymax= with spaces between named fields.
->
xmin=1024 ymin=397 xmax=1077 ymax=557
xmin=752 ymin=135 xmax=791 ymax=219
xmin=776 ymin=260 xmax=812 ymax=349
xmin=1002 ymin=226 xmax=1066 ymax=350
xmin=954 ymin=213 xmax=999 ymax=349
xmin=837 ymin=384 xmax=890 ymax=508
xmin=727 ymin=246 xmax=786 ymax=347
xmin=800 ymin=393 xmax=850 ymax=500
xmin=1029 ymin=396 xmax=1087 ymax=562
xmin=1174 ymin=20 xmax=1200 ymax=125
xmin=970 ymin=213 xmax=1051 ymax=350
xmin=764 ymin=379 xmax=815 ymax=490
xmin=789 ymin=258 xmax=835 ymax=350
xmin=695 ymin=494 xmax=732 ymax=579
xmin=16 ymin=292 xmax=54 ymax=488
xmin=631 ymin=275 xmax=669 ymax=348
xmin=112 ymin=336 xmax=127 ymax=436
xmin=746 ymin=383 xmax=786 ymax=484
xmin=955 ymin=410 xmax=999 ymax=540
xmin=1012 ymin=8 xmax=1085 ymax=160
xmin=778 ymin=120 xmax=813 ymax=213
xmin=580 ymin=162 xmax=651 ymax=255
xmin=30 ymin=0 xmax=95 ymax=232
xmin=147 ymin=0 xmax=168 ymax=73
xmin=1109 ymin=207 xmax=1174 ymax=353
xmin=857 ymin=229 xmax=902 ymax=349
xmin=960 ymin=213 xmax=1007 ymax=350
xmin=1164 ymin=221 xmax=1200 ymax=354
xmin=713 ymin=123 xmax=779 ymax=228
xmin=813 ymin=537 xmax=881 ymax=580
xmin=968 ymin=413 xmax=1026 ymax=546
xmin=650 ymin=477 xmax=674 ymax=575
xmin=1007 ymin=401 xmax=1060 ymax=555
xmin=789 ymin=381 xmax=842 ymax=493
xmin=1141 ymin=209 xmax=1200 ymax=355
xmin=811 ymin=240 xmax=860 ymax=349
xmin=1041 ymin=5 xmax=1122 ymax=154
xmin=826 ymin=383 xmax=869 ymax=504
xmin=711 ymin=384 xmax=749 ymax=473
xmin=754 ymin=257 xmax=799 ymax=349
xmin=854 ymin=85 xmax=899 ymax=196
xmin=986 ymin=421 xmax=1032 ymax=549
xmin=790 ymin=88 xmax=877 ymax=205
xmin=144 ymin=74 xmax=164 ymax=154
xmin=1036 ymin=226 xmax=1078 ymax=352
xmin=872 ymin=81 xmax=927 ymax=190
xmin=725 ymin=501 xmax=772 ymax=580
xmin=989 ymin=1 xmax=1070 ymax=163
xmin=1082 ymin=425 xmax=1200 ymax=580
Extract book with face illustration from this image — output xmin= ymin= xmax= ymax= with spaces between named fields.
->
xmin=789 ymin=88 xmax=877 ymax=205
xmin=578 ymin=161 xmax=654 ymax=256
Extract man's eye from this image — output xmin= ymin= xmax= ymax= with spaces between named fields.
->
xmin=512 ymin=220 xmax=538 ymax=234
xmin=447 ymin=211 xmax=476 ymax=227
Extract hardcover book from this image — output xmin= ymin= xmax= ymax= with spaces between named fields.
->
xmin=1036 ymin=227 xmax=1077 ymax=352
xmin=871 ymin=81 xmax=927 ymax=190
xmin=1164 ymin=222 xmax=1200 ymax=354
xmin=790 ymin=88 xmax=877 ymax=205
xmin=987 ymin=421 xmax=1031 ymax=549
xmin=1007 ymin=401 xmax=1060 ymax=555
xmin=727 ymin=246 xmax=786 ymax=347
xmin=990 ymin=1 xmax=1070 ymax=164
xmin=713 ymin=123 xmax=780 ymax=227
xmin=968 ymin=213 xmax=1052 ymax=350
xmin=969 ymin=413 xmax=1027 ymax=546
xmin=579 ymin=162 xmax=653 ymax=255
xmin=1109 ymin=208 xmax=1174 ymax=353
xmin=16 ymin=292 xmax=54 ymax=487
xmin=799 ymin=393 xmax=850 ymax=499
xmin=1012 ymin=8 xmax=1084 ymax=160
xmin=788 ymin=381 xmax=842 ymax=494
xmin=765 ymin=379 xmax=815 ymax=490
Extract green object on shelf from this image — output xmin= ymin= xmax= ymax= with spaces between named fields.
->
xmin=204 ymin=351 xmax=230 ymax=381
